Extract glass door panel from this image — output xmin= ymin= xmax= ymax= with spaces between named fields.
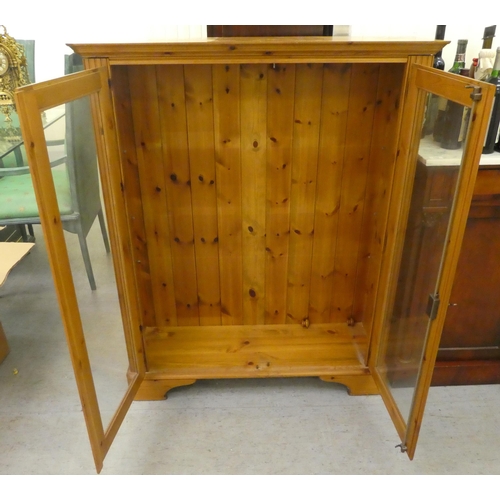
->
xmin=379 ymin=91 xmax=467 ymax=421
xmin=374 ymin=64 xmax=495 ymax=459
xmin=42 ymin=96 xmax=131 ymax=429
xmin=15 ymin=67 xmax=144 ymax=472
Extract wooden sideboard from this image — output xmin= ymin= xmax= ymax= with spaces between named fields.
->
xmin=412 ymin=142 xmax=500 ymax=386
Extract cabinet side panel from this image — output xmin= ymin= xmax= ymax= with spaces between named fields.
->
xmin=110 ymin=66 xmax=156 ymax=327
xmin=286 ymin=63 xmax=323 ymax=324
xmin=213 ymin=64 xmax=244 ymax=325
xmin=309 ymin=63 xmax=352 ymax=323
xmin=264 ymin=64 xmax=296 ymax=324
xmin=240 ymin=64 xmax=268 ymax=325
xmin=128 ymin=66 xmax=178 ymax=327
xmin=353 ymin=63 xmax=405 ymax=334
xmin=156 ymin=65 xmax=200 ymax=326
xmin=330 ymin=64 xmax=381 ymax=323
xmin=184 ymin=65 xmax=222 ymax=325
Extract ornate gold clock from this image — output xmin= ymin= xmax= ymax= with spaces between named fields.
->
xmin=0 ymin=25 xmax=30 ymax=123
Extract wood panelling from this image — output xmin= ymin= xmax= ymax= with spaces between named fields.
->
xmin=110 ymin=65 xmax=155 ymax=327
xmin=128 ymin=66 xmax=178 ymax=327
xmin=157 ymin=65 xmax=200 ymax=326
xmin=184 ymin=65 xmax=222 ymax=326
xmin=286 ymin=63 xmax=323 ymax=324
xmin=240 ymin=64 xmax=268 ymax=324
xmin=309 ymin=64 xmax=351 ymax=323
xmin=213 ymin=64 xmax=244 ymax=325
xmin=116 ymin=63 xmax=405 ymax=331
xmin=330 ymin=64 xmax=380 ymax=323
xmin=352 ymin=63 xmax=406 ymax=336
xmin=264 ymin=63 xmax=296 ymax=324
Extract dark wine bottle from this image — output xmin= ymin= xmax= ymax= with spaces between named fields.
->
xmin=422 ymin=26 xmax=446 ymax=137
xmin=483 ymin=47 xmax=500 ymax=154
xmin=433 ymin=25 xmax=446 ymax=70
xmin=440 ymin=40 xmax=468 ymax=150
xmin=448 ymin=39 xmax=468 ymax=74
xmin=457 ymin=68 xmax=472 ymax=146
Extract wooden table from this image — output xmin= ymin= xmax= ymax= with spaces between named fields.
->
xmin=0 ymin=241 xmax=34 ymax=363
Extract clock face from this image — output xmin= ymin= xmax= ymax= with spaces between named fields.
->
xmin=0 ymin=51 xmax=9 ymax=76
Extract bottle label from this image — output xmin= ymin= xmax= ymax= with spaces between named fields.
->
xmin=457 ymin=54 xmax=465 ymax=62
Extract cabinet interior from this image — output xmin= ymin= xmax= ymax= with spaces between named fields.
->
xmin=110 ymin=62 xmax=406 ymax=377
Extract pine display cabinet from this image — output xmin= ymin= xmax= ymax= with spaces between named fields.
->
xmin=15 ymin=38 xmax=495 ymax=472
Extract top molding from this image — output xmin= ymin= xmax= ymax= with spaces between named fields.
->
xmin=68 ymin=37 xmax=449 ymax=65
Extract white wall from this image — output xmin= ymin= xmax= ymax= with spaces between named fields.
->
xmin=350 ymin=24 xmax=500 ymax=73
xmin=1 ymin=18 xmax=207 ymax=82
xmin=1 ymin=5 xmax=500 ymax=83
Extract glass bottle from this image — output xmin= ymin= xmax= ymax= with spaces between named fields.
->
xmin=483 ymin=47 xmax=500 ymax=154
xmin=422 ymin=26 xmax=446 ymax=137
xmin=440 ymin=40 xmax=469 ymax=150
xmin=477 ymin=25 xmax=496 ymax=81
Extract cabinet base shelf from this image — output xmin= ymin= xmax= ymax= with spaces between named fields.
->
xmin=135 ymin=322 xmax=377 ymax=400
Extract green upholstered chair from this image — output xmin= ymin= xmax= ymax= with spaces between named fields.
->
xmin=0 ymin=53 xmax=110 ymax=290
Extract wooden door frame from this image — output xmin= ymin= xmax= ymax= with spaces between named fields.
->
xmin=15 ymin=67 xmax=145 ymax=472
xmin=370 ymin=62 xmax=495 ymax=458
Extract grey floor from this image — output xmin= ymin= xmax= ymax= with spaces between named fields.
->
xmin=1 ymin=222 xmax=499 ymax=475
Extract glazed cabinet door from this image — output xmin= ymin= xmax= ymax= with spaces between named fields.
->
xmin=15 ymin=66 xmax=144 ymax=472
xmin=372 ymin=64 xmax=495 ymax=459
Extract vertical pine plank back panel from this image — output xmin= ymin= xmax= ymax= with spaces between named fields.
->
xmin=353 ymin=64 xmax=406 ymax=334
xmin=286 ymin=63 xmax=323 ymax=324
xmin=264 ymin=64 xmax=296 ymax=324
xmin=110 ymin=66 xmax=156 ymax=327
xmin=184 ymin=65 xmax=222 ymax=326
xmin=128 ymin=66 xmax=178 ymax=327
xmin=309 ymin=63 xmax=352 ymax=323
xmin=123 ymin=62 xmax=401 ymax=331
xmin=240 ymin=64 xmax=268 ymax=325
xmin=157 ymin=65 xmax=200 ymax=326
xmin=213 ymin=64 xmax=244 ymax=325
xmin=330 ymin=64 xmax=381 ymax=323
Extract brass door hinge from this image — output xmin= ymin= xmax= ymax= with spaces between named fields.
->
xmin=426 ymin=293 xmax=441 ymax=321
xmin=465 ymin=85 xmax=482 ymax=102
